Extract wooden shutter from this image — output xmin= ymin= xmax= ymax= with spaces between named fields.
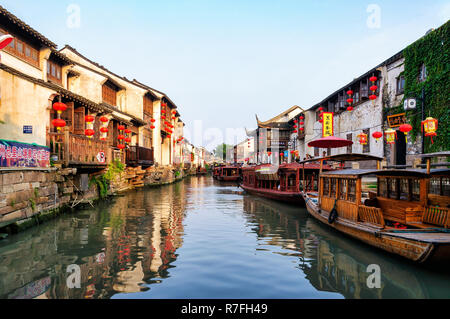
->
xmin=74 ymin=107 xmax=85 ymax=135
xmin=60 ymin=102 xmax=74 ymax=133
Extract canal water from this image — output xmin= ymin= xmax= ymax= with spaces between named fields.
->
xmin=1 ymin=176 xmax=450 ymax=299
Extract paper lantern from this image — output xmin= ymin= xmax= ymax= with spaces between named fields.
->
xmin=150 ymin=125 xmax=155 ymax=129
xmin=100 ymin=127 xmax=109 ymax=133
xmin=85 ymin=115 xmax=95 ymax=123
xmin=369 ymin=95 xmax=377 ymax=101
xmin=357 ymin=132 xmax=368 ymax=145
xmin=125 ymin=137 xmax=132 ymax=144
xmin=150 ymin=118 xmax=156 ymax=123
xmin=52 ymin=118 xmax=66 ymax=131
xmin=319 ymin=107 xmax=324 ymax=112
xmin=99 ymin=116 xmax=108 ymax=123
xmin=85 ymin=129 xmax=95 ymax=137
xmin=117 ymin=144 xmax=125 ymax=150
xmin=347 ymin=98 xmax=354 ymax=104
xmin=347 ymin=106 xmax=354 ymax=112
xmin=293 ymin=130 xmax=298 ymax=133
xmin=370 ymin=85 xmax=378 ymax=92
xmin=53 ymin=102 xmax=67 ymax=114
xmin=347 ymin=90 xmax=354 ymax=96
xmin=421 ymin=117 xmax=438 ymax=144
xmin=385 ymin=129 xmax=397 ymax=147
xmin=118 ymin=134 xmax=125 ymax=140
xmin=124 ymin=129 xmax=132 ymax=134
xmin=399 ymin=124 xmax=412 ymax=143
xmin=372 ymin=131 xmax=382 ymax=142
xmin=118 ymin=125 xmax=125 ymax=131
xmin=369 ymin=76 xmax=378 ymax=83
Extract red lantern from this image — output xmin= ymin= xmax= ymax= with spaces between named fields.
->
xmin=118 ymin=134 xmax=125 ymax=140
xmin=117 ymin=144 xmax=125 ymax=150
xmin=299 ymin=122 xmax=304 ymax=125
xmin=293 ymin=125 xmax=298 ymax=128
xmin=347 ymin=90 xmax=353 ymax=96
xmin=172 ymin=117 xmax=176 ymax=120
xmin=125 ymin=137 xmax=132 ymax=144
xmin=369 ymin=95 xmax=377 ymax=101
xmin=347 ymin=98 xmax=353 ymax=104
xmin=293 ymin=130 xmax=298 ymax=133
xmin=294 ymin=120 xmax=298 ymax=124
xmin=399 ymin=124 xmax=412 ymax=143
xmin=161 ymin=102 xmax=168 ymax=107
xmin=124 ymin=129 xmax=132 ymax=134
xmin=319 ymin=107 xmax=324 ymax=112
xmin=300 ymin=127 xmax=304 ymax=131
xmin=85 ymin=115 xmax=95 ymax=123
xmin=369 ymin=76 xmax=378 ymax=83
xmin=357 ymin=132 xmax=368 ymax=145
xmin=421 ymin=117 xmax=438 ymax=144
xmin=372 ymin=131 xmax=382 ymax=142
xmin=161 ymin=116 xmax=166 ymax=120
xmin=150 ymin=125 xmax=155 ymax=129
xmin=100 ymin=127 xmax=109 ymax=133
xmin=150 ymin=118 xmax=156 ymax=123
xmin=347 ymin=106 xmax=354 ymax=112
xmin=52 ymin=102 xmax=67 ymax=114
xmin=118 ymin=125 xmax=125 ymax=131
xmin=268 ymin=152 xmax=272 ymax=156
xmin=52 ymin=118 xmax=66 ymax=131
xmin=370 ymin=85 xmax=378 ymax=92
xmin=300 ymin=116 xmax=304 ymax=120
xmin=99 ymin=116 xmax=108 ymax=123
xmin=85 ymin=129 xmax=95 ymax=137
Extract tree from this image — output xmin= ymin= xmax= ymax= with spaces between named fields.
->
xmin=214 ymin=143 xmax=233 ymax=161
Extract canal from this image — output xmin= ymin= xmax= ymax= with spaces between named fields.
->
xmin=1 ymin=176 xmax=450 ymax=299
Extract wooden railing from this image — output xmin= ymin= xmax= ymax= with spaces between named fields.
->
xmin=358 ymin=205 xmax=385 ymax=227
xmin=423 ymin=206 xmax=450 ymax=228
xmin=126 ymin=145 xmax=154 ymax=167
xmin=47 ymin=130 xmax=109 ymax=166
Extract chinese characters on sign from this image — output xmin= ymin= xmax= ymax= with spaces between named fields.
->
xmin=0 ymin=140 xmax=50 ymax=168
xmin=387 ymin=113 xmax=406 ymax=128
xmin=322 ymin=112 xmax=334 ymax=137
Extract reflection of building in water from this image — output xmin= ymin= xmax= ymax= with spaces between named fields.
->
xmin=242 ymin=196 xmax=430 ymax=299
xmin=0 ymin=182 xmax=187 ymax=299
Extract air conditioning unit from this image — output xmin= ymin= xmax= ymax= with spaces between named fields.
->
xmin=404 ymin=98 xmax=416 ymax=110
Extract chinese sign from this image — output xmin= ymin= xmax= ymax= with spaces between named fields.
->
xmin=322 ymin=112 xmax=334 ymax=137
xmin=0 ymin=140 xmax=50 ymax=168
xmin=387 ymin=113 xmax=406 ymax=128
xmin=23 ymin=125 xmax=33 ymax=134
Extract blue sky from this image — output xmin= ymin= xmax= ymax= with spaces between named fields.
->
xmin=2 ymin=1 xmax=449 ymax=147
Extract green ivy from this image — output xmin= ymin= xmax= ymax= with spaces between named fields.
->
xmin=89 ymin=160 xmax=125 ymax=199
xmin=401 ymin=21 xmax=450 ymax=152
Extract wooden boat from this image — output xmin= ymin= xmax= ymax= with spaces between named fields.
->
xmin=304 ymin=152 xmax=450 ymax=264
xmin=215 ymin=165 xmax=241 ymax=181
xmin=196 ymin=167 xmax=208 ymax=175
xmin=240 ymin=162 xmax=334 ymax=205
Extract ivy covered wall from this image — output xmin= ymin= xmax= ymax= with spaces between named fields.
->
xmin=402 ymin=20 xmax=450 ymax=153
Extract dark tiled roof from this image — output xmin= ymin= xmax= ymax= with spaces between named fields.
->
xmin=0 ymin=5 xmax=57 ymax=48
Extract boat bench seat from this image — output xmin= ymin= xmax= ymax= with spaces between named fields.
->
xmin=406 ymin=206 xmax=450 ymax=229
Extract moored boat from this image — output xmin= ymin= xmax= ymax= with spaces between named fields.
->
xmin=240 ymin=161 xmax=334 ymax=205
xmin=215 ymin=164 xmax=241 ymax=181
xmin=304 ymin=152 xmax=450 ymax=264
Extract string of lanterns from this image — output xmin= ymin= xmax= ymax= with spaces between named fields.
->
xmin=347 ymin=90 xmax=354 ymax=112
xmin=369 ymin=76 xmax=378 ymax=104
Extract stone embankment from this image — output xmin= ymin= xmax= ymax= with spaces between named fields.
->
xmin=0 ymin=164 xmax=201 ymax=237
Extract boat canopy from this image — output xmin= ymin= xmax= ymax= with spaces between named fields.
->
xmin=320 ymin=168 xmax=450 ymax=179
xmin=299 ymin=153 xmax=384 ymax=164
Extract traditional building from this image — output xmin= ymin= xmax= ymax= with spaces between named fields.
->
xmin=247 ymin=105 xmax=303 ymax=164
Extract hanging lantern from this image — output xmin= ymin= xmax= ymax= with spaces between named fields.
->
xmin=161 ymin=115 xmax=166 ymax=120
xmin=347 ymin=106 xmax=354 ymax=112
xmin=399 ymin=124 xmax=412 ymax=143
xmin=118 ymin=134 xmax=125 ymax=141
xmin=346 ymin=98 xmax=354 ymax=104
xmin=370 ymin=85 xmax=378 ymax=92
xmin=118 ymin=125 xmax=125 ymax=131
xmin=268 ymin=152 xmax=272 ymax=156
xmin=84 ymin=114 xmax=95 ymax=143
xmin=372 ymin=131 xmax=382 ymax=143
xmin=161 ymin=102 xmax=167 ymax=107
xmin=347 ymin=90 xmax=353 ymax=96
xmin=299 ymin=121 xmax=304 ymax=125
xmin=300 ymin=127 xmax=305 ymax=132
xmin=369 ymin=94 xmax=377 ymax=101
xmin=99 ymin=116 xmax=108 ymax=123
xmin=100 ymin=127 xmax=109 ymax=133
xmin=117 ymin=144 xmax=125 ymax=150
xmin=125 ymin=137 xmax=132 ymax=144
xmin=52 ymin=102 xmax=67 ymax=115
xmin=85 ymin=128 xmax=95 ymax=137
xmin=293 ymin=130 xmax=298 ymax=133
xmin=385 ymin=129 xmax=397 ymax=147
xmin=421 ymin=117 xmax=438 ymax=144
xmin=85 ymin=115 xmax=95 ymax=123
xmin=300 ymin=115 xmax=304 ymax=120
xmin=369 ymin=76 xmax=378 ymax=83
xmin=357 ymin=132 xmax=368 ymax=145
xmin=52 ymin=118 xmax=66 ymax=131
xmin=294 ymin=120 xmax=298 ymax=124
xmin=124 ymin=129 xmax=132 ymax=134
xmin=150 ymin=125 xmax=155 ymax=129
xmin=319 ymin=107 xmax=324 ymax=112
xmin=293 ymin=125 xmax=298 ymax=128
xmin=150 ymin=118 xmax=156 ymax=123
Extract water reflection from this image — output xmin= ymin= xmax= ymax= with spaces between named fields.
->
xmin=242 ymin=196 xmax=450 ymax=299
xmin=0 ymin=177 xmax=450 ymax=299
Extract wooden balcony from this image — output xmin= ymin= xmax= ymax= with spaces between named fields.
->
xmin=47 ymin=131 xmax=110 ymax=168
xmin=126 ymin=145 xmax=154 ymax=167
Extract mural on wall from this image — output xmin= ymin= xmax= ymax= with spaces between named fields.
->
xmin=0 ymin=140 xmax=50 ymax=168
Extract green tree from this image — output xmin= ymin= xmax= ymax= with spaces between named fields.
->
xmin=214 ymin=143 xmax=233 ymax=160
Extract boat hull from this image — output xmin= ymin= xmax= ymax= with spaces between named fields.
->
xmin=304 ymin=195 xmax=450 ymax=264
xmin=241 ymin=184 xmax=305 ymax=205
xmin=217 ymin=176 xmax=240 ymax=182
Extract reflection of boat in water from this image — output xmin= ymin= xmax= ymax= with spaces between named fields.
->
xmin=242 ymin=195 xmax=450 ymax=299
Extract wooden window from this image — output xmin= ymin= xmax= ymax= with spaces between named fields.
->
xmin=47 ymin=60 xmax=62 ymax=85
xmin=378 ymin=178 xmax=388 ymax=198
xmin=347 ymin=180 xmax=356 ymax=202
xmin=430 ymin=177 xmax=450 ymax=196
xmin=339 ymin=179 xmax=347 ymax=200
xmin=411 ymin=178 xmax=420 ymax=201
xmin=347 ymin=133 xmax=352 ymax=154
xmin=102 ymin=82 xmax=118 ymax=106
xmin=399 ymin=179 xmax=409 ymax=200
xmin=144 ymin=94 xmax=153 ymax=115
xmin=330 ymin=179 xmax=337 ymax=198
xmin=323 ymin=178 xmax=330 ymax=197
xmin=388 ymin=178 xmax=399 ymax=199
xmin=1 ymin=28 xmax=40 ymax=67
xmin=396 ymin=76 xmax=405 ymax=94
xmin=363 ymin=129 xmax=370 ymax=153
xmin=360 ymin=79 xmax=369 ymax=99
